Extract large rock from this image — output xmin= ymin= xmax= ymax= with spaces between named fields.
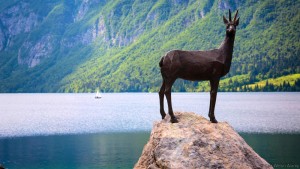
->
xmin=135 ymin=112 xmax=273 ymax=169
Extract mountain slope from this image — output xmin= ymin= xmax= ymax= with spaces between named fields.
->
xmin=0 ymin=0 xmax=299 ymax=92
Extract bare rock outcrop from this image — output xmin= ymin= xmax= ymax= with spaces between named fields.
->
xmin=135 ymin=112 xmax=273 ymax=169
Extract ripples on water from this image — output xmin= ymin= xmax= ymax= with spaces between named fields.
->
xmin=0 ymin=93 xmax=299 ymax=137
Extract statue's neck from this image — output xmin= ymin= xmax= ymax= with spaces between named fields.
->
xmin=218 ymin=34 xmax=235 ymax=66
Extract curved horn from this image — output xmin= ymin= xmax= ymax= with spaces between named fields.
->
xmin=229 ymin=9 xmax=232 ymax=21
xmin=234 ymin=10 xmax=239 ymax=22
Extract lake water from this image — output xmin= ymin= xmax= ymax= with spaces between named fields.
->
xmin=0 ymin=93 xmax=300 ymax=168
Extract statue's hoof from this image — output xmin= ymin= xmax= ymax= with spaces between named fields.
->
xmin=171 ymin=117 xmax=179 ymax=123
xmin=161 ymin=111 xmax=166 ymax=119
xmin=210 ymin=118 xmax=218 ymax=123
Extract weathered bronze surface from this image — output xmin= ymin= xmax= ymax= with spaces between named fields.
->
xmin=159 ymin=10 xmax=240 ymax=123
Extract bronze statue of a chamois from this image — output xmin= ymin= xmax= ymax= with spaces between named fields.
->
xmin=159 ymin=10 xmax=239 ymax=123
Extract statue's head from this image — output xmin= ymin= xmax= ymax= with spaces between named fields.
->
xmin=223 ymin=9 xmax=239 ymax=36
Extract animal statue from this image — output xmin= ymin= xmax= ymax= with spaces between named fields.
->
xmin=159 ymin=9 xmax=239 ymax=123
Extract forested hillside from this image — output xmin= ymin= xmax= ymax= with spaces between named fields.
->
xmin=0 ymin=0 xmax=299 ymax=92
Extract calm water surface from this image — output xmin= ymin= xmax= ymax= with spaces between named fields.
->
xmin=0 ymin=132 xmax=149 ymax=169
xmin=1 ymin=93 xmax=300 ymax=136
xmin=0 ymin=93 xmax=300 ymax=168
xmin=0 ymin=133 xmax=299 ymax=169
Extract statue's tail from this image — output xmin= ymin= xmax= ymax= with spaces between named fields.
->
xmin=159 ymin=56 xmax=164 ymax=67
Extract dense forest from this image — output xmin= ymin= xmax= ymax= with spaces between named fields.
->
xmin=0 ymin=0 xmax=299 ymax=92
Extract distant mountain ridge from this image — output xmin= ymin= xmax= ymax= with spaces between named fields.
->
xmin=0 ymin=0 xmax=299 ymax=92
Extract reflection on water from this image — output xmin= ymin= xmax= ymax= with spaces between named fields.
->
xmin=0 ymin=133 xmax=299 ymax=169
xmin=0 ymin=93 xmax=300 ymax=137
xmin=241 ymin=133 xmax=300 ymax=169
xmin=0 ymin=132 xmax=150 ymax=169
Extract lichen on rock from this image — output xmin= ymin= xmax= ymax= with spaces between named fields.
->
xmin=134 ymin=112 xmax=273 ymax=169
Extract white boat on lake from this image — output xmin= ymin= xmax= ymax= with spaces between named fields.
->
xmin=95 ymin=90 xmax=102 ymax=99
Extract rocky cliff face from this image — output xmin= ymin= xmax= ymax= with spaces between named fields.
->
xmin=0 ymin=1 xmax=56 ymax=67
xmin=0 ymin=1 xmax=40 ymax=52
xmin=135 ymin=112 xmax=273 ymax=169
xmin=0 ymin=0 xmax=210 ymax=68
xmin=18 ymin=34 xmax=55 ymax=67
xmin=0 ymin=0 xmax=109 ymax=68
xmin=2 ymin=0 xmax=298 ymax=93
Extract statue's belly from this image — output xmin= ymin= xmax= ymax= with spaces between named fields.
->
xmin=178 ymin=62 xmax=225 ymax=81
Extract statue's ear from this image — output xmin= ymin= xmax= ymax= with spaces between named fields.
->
xmin=223 ymin=16 xmax=229 ymax=24
xmin=235 ymin=17 xmax=240 ymax=26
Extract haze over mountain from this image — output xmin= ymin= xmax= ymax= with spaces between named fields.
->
xmin=0 ymin=0 xmax=299 ymax=92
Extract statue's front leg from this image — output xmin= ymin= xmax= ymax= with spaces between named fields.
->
xmin=209 ymin=78 xmax=220 ymax=123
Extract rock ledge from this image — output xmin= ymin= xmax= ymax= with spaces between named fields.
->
xmin=134 ymin=112 xmax=273 ymax=169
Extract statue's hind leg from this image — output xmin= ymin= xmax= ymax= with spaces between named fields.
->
xmin=164 ymin=78 xmax=178 ymax=123
xmin=159 ymin=80 xmax=166 ymax=119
